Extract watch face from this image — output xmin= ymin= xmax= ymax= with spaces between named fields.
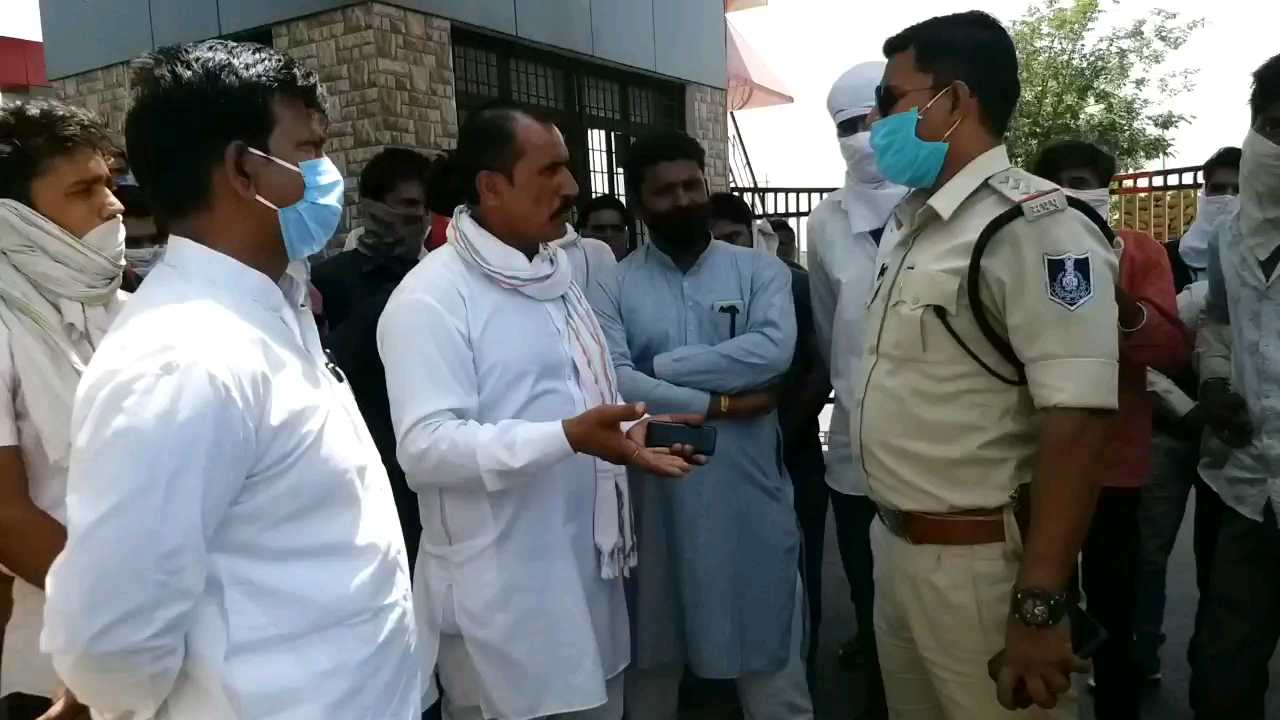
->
xmin=1019 ymin=595 xmax=1051 ymax=625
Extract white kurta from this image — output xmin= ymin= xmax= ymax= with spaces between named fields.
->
xmin=0 ymin=292 xmax=123 ymax=698
xmin=41 ymin=237 xmax=421 ymax=719
xmin=805 ymin=189 xmax=903 ymax=497
xmin=378 ymin=235 xmax=629 ymax=720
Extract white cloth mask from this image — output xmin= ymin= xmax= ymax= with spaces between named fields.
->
xmin=1064 ymin=188 xmax=1112 ymax=222
xmin=1180 ymin=193 xmax=1238 ymax=270
xmin=1240 ymin=128 xmax=1280 ymax=260
xmin=125 ymin=246 xmax=165 ymax=277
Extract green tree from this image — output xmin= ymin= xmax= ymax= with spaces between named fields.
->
xmin=1006 ymin=0 xmax=1202 ymax=171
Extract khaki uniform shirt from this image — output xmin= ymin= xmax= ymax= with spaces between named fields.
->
xmin=851 ymin=145 xmax=1119 ymax=512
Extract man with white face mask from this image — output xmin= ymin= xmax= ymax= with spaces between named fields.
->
xmin=1191 ymin=52 xmax=1280 ymax=720
xmin=1177 ymin=147 xmax=1241 ymax=283
xmin=805 ymin=59 xmax=905 ymax=720
xmin=0 ymin=99 xmax=124 ymax=720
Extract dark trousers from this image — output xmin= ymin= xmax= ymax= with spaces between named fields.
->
xmin=1189 ymin=502 xmax=1280 ymax=720
xmin=831 ymin=491 xmax=885 ymax=719
xmin=1082 ymin=486 xmax=1143 ymax=720
xmin=790 ymin=463 xmax=829 ymax=662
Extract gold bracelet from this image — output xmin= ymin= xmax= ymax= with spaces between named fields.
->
xmin=720 ymin=394 xmax=730 ymax=414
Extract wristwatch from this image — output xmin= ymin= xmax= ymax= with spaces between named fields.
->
xmin=1010 ymin=587 xmax=1069 ymax=628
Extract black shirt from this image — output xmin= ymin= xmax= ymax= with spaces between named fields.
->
xmin=778 ymin=261 xmax=827 ymax=479
xmin=326 ymin=289 xmax=422 ymax=569
xmin=311 ymin=250 xmax=416 ymax=331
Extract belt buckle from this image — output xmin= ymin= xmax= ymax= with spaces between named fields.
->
xmin=877 ymin=507 xmax=912 ymax=544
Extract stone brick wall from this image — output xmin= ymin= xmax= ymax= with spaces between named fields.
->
xmin=687 ymin=84 xmax=729 ymax=192
xmin=274 ymin=2 xmax=458 ymax=241
xmin=51 ymin=63 xmax=132 ymax=146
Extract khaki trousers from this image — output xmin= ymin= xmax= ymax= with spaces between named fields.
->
xmin=871 ymin=517 xmax=1078 ymax=719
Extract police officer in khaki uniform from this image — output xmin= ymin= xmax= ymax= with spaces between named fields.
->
xmin=851 ymin=12 xmax=1120 ymax=718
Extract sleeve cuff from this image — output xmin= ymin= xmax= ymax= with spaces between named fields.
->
xmin=1025 ymin=358 xmax=1119 ymax=410
xmin=1199 ymin=356 xmax=1231 ymax=382
xmin=479 ymin=420 xmax=576 ymax=493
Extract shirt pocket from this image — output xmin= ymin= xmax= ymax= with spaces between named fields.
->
xmin=879 ymin=268 xmax=961 ymax=359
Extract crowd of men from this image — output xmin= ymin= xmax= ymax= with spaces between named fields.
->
xmin=0 ymin=8 xmax=1277 ymax=720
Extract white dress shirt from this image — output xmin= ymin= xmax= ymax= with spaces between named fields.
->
xmin=805 ymin=193 xmax=899 ymax=496
xmin=1200 ymin=213 xmax=1280 ymax=521
xmin=0 ymin=293 xmax=121 ymax=698
xmin=378 ymin=236 xmax=629 ymax=720
xmin=41 ymin=237 xmax=421 ymax=719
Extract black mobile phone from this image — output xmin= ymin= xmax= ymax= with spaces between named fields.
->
xmin=645 ymin=421 xmax=717 ymax=456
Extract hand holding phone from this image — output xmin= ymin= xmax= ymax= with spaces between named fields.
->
xmin=644 ymin=421 xmax=717 ymax=457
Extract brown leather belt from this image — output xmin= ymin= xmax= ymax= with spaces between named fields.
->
xmin=877 ymin=507 xmax=1007 ymax=545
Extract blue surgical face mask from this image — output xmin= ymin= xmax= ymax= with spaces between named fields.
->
xmin=248 ymin=147 xmax=345 ymax=261
xmin=870 ymin=86 xmax=962 ymax=189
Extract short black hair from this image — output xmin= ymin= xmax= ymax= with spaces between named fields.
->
xmin=768 ymin=217 xmax=795 ymax=240
xmin=125 ymin=40 xmax=326 ymax=225
xmin=1031 ymin=140 xmax=1117 ymax=185
xmin=359 ymin=147 xmax=432 ymax=203
xmin=883 ymin=11 xmax=1020 ymax=137
xmin=455 ymin=100 xmax=554 ymax=205
xmin=1202 ymin=147 xmax=1242 ymax=180
xmin=425 ymin=151 xmax=464 ymax=216
xmin=623 ymin=129 xmax=706 ymax=200
xmin=0 ymin=99 xmax=115 ymax=207
xmin=708 ymin=192 xmax=754 ymax=228
xmin=578 ymin=193 xmax=632 ymax=229
xmin=115 ymin=184 xmax=151 ymax=218
xmin=1251 ymin=53 xmax=1280 ymax=120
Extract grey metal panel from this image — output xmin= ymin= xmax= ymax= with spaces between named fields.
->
xmin=217 ymin=0 xmax=353 ymax=36
xmin=151 ymin=0 xmax=221 ymax=47
xmin=397 ymin=0 xmax=516 ymax=34
xmin=39 ymin=0 xmax=154 ymax=79
xmin=588 ymin=0 xmax=656 ymax=72
xmin=652 ymin=0 xmax=725 ymax=88
xmin=513 ymin=0 xmax=591 ymax=56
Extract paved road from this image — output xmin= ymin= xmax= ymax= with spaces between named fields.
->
xmin=811 ymin=493 xmax=1280 ymax=719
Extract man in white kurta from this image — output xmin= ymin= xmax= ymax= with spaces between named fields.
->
xmin=40 ymin=40 xmax=421 ymax=720
xmin=379 ymin=105 xmax=694 ymax=720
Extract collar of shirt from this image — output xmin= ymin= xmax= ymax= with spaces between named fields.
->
xmin=163 ymin=236 xmax=297 ymax=315
xmin=925 ymin=145 xmax=1013 ymax=222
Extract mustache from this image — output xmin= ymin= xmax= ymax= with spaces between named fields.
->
xmin=552 ymin=199 xmax=575 ymax=220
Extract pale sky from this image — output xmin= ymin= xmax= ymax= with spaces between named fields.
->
xmin=7 ymin=0 xmax=1275 ymax=186
xmin=3 ymin=0 xmax=41 ymax=42
xmin=732 ymin=0 xmax=1280 ymax=187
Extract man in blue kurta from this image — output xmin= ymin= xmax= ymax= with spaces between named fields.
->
xmin=594 ymin=129 xmax=813 ymax=719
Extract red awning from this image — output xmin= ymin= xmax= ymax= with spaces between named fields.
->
xmin=726 ymin=18 xmax=793 ymax=111
xmin=0 ymin=37 xmax=48 ymax=90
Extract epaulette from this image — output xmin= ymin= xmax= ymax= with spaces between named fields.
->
xmin=986 ymin=168 xmax=1068 ymax=222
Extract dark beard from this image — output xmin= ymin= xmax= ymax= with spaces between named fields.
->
xmin=646 ymin=203 xmax=711 ymax=246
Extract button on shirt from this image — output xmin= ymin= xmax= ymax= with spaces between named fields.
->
xmin=41 ymin=237 xmax=421 ymax=720
xmin=806 ymin=193 xmax=898 ymax=496
xmin=0 ymin=294 xmax=123 ymax=698
xmin=377 ymin=238 xmax=629 ymax=720
xmin=595 ymin=239 xmax=800 ymax=676
xmin=853 ymin=146 xmax=1120 ymax=512
xmin=1200 ymin=212 xmax=1280 ymax=521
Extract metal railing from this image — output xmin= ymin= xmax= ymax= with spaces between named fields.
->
xmin=730 ymin=186 xmax=838 ymax=259
xmin=728 ymin=112 xmax=761 ymax=197
xmin=1111 ymin=165 xmax=1204 ymax=243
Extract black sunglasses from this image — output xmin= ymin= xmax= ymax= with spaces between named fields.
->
xmin=874 ymin=84 xmax=941 ymax=119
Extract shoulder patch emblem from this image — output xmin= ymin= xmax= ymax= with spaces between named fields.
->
xmin=1044 ymin=252 xmax=1094 ymax=311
